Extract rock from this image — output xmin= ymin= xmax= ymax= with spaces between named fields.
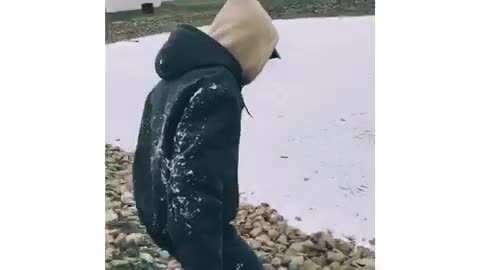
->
xmin=357 ymin=246 xmax=375 ymax=258
xmin=249 ymin=239 xmax=262 ymax=250
xmin=329 ymin=262 xmax=340 ymax=270
xmin=122 ymin=207 xmax=137 ymax=217
xmin=259 ymin=252 xmax=273 ymax=263
xmin=311 ymin=256 xmax=327 ymax=267
xmin=106 ymin=233 xmax=115 ymax=244
xmin=278 ymin=234 xmax=289 ymax=245
xmin=301 ymin=260 xmax=321 ymax=270
xmin=288 ymin=256 xmax=305 ymax=270
xmin=263 ymin=264 xmax=275 ymax=270
xmin=289 ymin=240 xmax=314 ymax=253
xmin=352 ymin=258 xmax=375 ymax=268
xmin=121 ymin=192 xmax=135 ymax=206
xmin=113 ymin=233 xmax=127 ymax=248
xmin=110 ymin=259 xmax=130 ymax=267
xmin=257 ymin=234 xmax=271 ymax=243
xmin=109 ymin=200 xmax=122 ymax=209
xmin=105 ymin=247 xmax=116 ymax=261
xmin=272 ymin=257 xmax=283 ymax=267
xmin=126 ymin=233 xmax=147 ymax=246
xmin=368 ymin=238 xmax=375 ymax=246
xmin=106 ymin=209 xmax=119 ymax=226
xmin=335 ymin=239 xmax=353 ymax=255
xmin=125 ymin=247 xmax=139 ymax=257
xmin=106 ymin=228 xmax=120 ymax=238
xmin=327 ymin=249 xmax=346 ymax=263
xmin=269 ymin=214 xmax=283 ymax=223
xmin=139 ymin=252 xmax=154 ymax=263
xmin=104 ymin=144 xmax=375 ymax=270
xmin=282 ymin=254 xmax=292 ymax=266
xmin=159 ymin=250 xmax=170 ymax=259
xmin=250 ymin=227 xmax=263 ymax=237
xmin=268 ymin=229 xmax=280 ymax=240
xmin=312 ymin=232 xmax=335 ymax=251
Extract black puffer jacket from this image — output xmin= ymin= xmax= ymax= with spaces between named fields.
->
xmin=133 ymin=25 xmax=246 ymax=270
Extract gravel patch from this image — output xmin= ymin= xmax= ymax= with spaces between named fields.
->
xmin=105 ymin=144 xmax=375 ymax=270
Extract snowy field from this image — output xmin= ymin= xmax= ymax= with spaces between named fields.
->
xmin=106 ymin=16 xmax=375 ymax=244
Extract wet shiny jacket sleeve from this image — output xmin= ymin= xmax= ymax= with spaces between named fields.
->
xmin=166 ymin=80 xmax=241 ymax=270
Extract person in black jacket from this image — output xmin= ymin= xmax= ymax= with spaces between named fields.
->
xmin=132 ymin=0 xmax=280 ymax=269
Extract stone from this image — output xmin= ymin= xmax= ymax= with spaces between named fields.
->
xmin=139 ymin=252 xmax=155 ymax=263
xmin=277 ymin=234 xmax=289 ymax=245
xmin=335 ymin=239 xmax=353 ymax=256
xmin=105 ymin=247 xmax=116 ymax=261
xmin=329 ymin=262 xmax=340 ymax=270
xmin=312 ymin=232 xmax=335 ymax=251
xmin=126 ymin=233 xmax=147 ymax=246
xmin=250 ymin=227 xmax=263 ymax=237
xmin=269 ymin=213 xmax=282 ymax=223
xmin=110 ymin=201 xmax=122 ymax=209
xmin=106 ymin=233 xmax=115 ymax=244
xmin=327 ymin=249 xmax=346 ymax=263
xmin=311 ymin=256 xmax=327 ymax=267
xmin=263 ymin=264 xmax=275 ymax=270
xmin=104 ymin=145 xmax=375 ymax=270
xmin=257 ymin=234 xmax=271 ymax=243
xmin=301 ymin=260 xmax=321 ymax=270
xmin=106 ymin=209 xmax=119 ymax=226
xmin=122 ymin=207 xmax=137 ymax=217
xmin=268 ymin=229 xmax=280 ymax=240
xmin=357 ymin=246 xmax=375 ymax=258
xmin=289 ymin=240 xmax=314 ymax=253
xmin=121 ymin=191 xmax=135 ymax=206
xmin=159 ymin=250 xmax=170 ymax=259
xmin=106 ymin=228 xmax=120 ymax=238
xmin=272 ymin=257 xmax=283 ymax=267
xmin=288 ymin=256 xmax=305 ymax=270
xmin=368 ymin=238 xmax=375 ymax=246
xmin=110 ymin=259 xmax=130 ymax=267
xmin=352 ymin=258 xmax=375 ymax=268
xmin=125 ymin=247 xmax=139 ymax=257
xmin=259 ymin=252 xmax=273 ymax=263
xmin=281 ymin=254 xmax=292 ymax=266
xmin=249 ymin=239 xmax=262 ymax=250
xmin=113 ymin=233 xmax=127 ymax=248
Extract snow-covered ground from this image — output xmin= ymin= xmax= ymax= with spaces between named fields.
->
xmin=106 ymin=16 xmax=375 ymax=244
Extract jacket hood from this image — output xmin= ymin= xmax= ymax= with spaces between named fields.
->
xmin=208 ymin=0 xmax=280 ymax=84
xmin=155 ymin=24 xmax=243 ymax=85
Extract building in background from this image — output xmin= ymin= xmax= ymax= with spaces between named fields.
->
xmin=106 ymin=0 xmax=164 ymax=13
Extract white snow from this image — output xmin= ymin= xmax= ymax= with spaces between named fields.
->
xmin=106 ymin=16 xmax=374 ymax=243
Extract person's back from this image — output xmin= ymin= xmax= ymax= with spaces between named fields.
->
xmin=133 ymin=0 xmax=280 ymax=269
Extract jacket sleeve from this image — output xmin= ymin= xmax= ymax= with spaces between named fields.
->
xmin=166 ymin=81 xmax=241 ymax=270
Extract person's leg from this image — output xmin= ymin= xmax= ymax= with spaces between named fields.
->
xmin=223 ymin=224 xmax=263 ymax=270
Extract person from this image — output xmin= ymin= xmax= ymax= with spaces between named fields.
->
xmin=132 ymin=0 xmax=280 ymax=269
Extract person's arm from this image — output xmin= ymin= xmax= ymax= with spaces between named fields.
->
xmin=166 ymin=81 xmax=241 ymax=270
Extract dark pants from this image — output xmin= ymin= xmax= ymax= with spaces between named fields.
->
xmin=223 ymin=224 xmax=263 ymax=270
xmin=148 ymin=222 xmax=262 ymax=270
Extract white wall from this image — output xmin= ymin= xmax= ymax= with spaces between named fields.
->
xmin=106 ymin=0 xmax=163 ymax=13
